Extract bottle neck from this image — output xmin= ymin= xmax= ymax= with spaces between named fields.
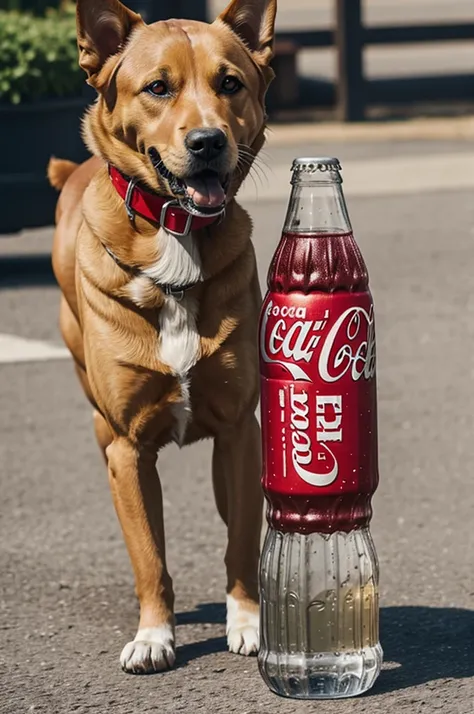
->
xmin=268 ymin=164 xmax=368 ymax=293
xmin=283 ymin=180 xmax=352 ymax=235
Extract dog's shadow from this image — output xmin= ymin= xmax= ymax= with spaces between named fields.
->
xmin=175 ymin=602 xmax=227 ymax=667
xmin=176 ymin=602 xmax=226 ymax=627
xmin=175 ymin=603 xmax=474 ymax=690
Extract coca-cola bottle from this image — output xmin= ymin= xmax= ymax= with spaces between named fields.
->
xmin=258 ymin=158 xmax=383 ymax=699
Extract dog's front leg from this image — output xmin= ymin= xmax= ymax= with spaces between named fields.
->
xmin=106 ymin=437 xmax=175 ymax=673
xmin=213 ymin=413 xmax=263 ymax=656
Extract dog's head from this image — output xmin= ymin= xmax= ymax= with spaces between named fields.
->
xmin=78 ymin=0 xmax=276 ymax=215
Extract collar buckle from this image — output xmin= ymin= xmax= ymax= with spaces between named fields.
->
xmin=160 ymin=199 xmax=193 ymax=237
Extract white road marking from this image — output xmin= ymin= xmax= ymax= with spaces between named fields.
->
xmin=0 ymin=333 xmax=70 ymax=365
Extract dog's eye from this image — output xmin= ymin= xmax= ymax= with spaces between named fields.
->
xmin=220 ymin=76 xmax=243 ymax=95
xmin=145 ymin=81 xmax=169 ymax=97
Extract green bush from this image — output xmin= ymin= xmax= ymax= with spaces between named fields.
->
xmin=0 ymin=8 xmax=84 ymax=104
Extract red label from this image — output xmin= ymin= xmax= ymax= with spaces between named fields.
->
xmin=259 ymin=291 xmax=378 ymax=498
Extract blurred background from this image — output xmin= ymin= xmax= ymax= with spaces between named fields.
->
xmin=1 ymin=3 xmax=474 ymax=713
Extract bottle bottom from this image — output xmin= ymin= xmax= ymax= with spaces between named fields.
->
xmin=258 ymin=643 xmax=383 ymax=700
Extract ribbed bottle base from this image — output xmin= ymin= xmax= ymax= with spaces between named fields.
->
xmin=258 ymin=527 xmax=382 ymax=699
xmin=259 ymin=643 xmax=383 ymax=699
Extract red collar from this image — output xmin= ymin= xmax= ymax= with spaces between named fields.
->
xmin=108 ymin=165 xmax=223 ymax=236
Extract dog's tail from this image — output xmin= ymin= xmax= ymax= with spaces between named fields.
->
xmin=47 ymin=157 xmax=78 ymax=191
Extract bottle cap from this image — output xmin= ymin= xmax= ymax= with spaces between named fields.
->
xmin=291 ymin=157 xmax=342 ymax=173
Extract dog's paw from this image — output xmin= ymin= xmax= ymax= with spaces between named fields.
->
xmin=120 ymin=625 xmax=176 ymax=674
xmin=226 ymin=595 xmax=259 ymax=656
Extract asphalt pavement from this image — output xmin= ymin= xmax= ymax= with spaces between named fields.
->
xmin=1 ymin=132 xmax=474 ymax=714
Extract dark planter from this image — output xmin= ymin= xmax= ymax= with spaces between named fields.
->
xmin=0 ymin=97 xmax=91 ymax=235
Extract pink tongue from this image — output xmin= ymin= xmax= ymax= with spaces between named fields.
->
xmin=184 ymin=174 xmax=225 ymax=208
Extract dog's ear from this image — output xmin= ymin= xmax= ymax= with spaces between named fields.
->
xmin=76 ymin=0 xmax=144 ymax=81
xmin=217 ymin=0 xmax=277 ymax=66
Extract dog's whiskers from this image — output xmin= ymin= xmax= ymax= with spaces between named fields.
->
xmin=236 ymin=158 xmax=261 ymax=196
xmin=237 ymin=144 xmax=270 ymax=185
xmin=237 ymin=166 xmax=259 ymax=196
xmin=237 ymin=151 xmax=268 ymax=191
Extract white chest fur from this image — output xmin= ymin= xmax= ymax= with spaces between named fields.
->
xmin=130 ymin=227 xmax=203 ymax=444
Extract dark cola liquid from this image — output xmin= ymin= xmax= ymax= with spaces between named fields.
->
xmin=263 ymin=230 xmax=376 ymax=534
xmin=268 ymin=231 xmax=368 ymax=293
xmin=258 ymin=228 xmax=382 ymax=700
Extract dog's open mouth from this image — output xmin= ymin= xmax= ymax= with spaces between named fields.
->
xmin=149 ymin=148 xmax=228 ymax=216
xmin=182 ymin=170 xmax=229 ymax=211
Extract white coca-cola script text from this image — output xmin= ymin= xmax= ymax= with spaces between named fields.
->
xmin=288 ymin=386 xmax=340 ymax=486
xmin=261 ymin=300 xmax=376 ymax=382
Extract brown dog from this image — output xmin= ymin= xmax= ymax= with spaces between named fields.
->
xmin=49 ymin=0 xmax=277 ymax=673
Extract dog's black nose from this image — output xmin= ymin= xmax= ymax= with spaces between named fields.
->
xmin=185 ymin=128 xmax=228 ymax=162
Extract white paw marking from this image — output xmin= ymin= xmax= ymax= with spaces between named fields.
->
xmin=120 ymin=625 xmax=176 ymax=674
xmin=226 ymin=594 xmax=259 ymax=656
